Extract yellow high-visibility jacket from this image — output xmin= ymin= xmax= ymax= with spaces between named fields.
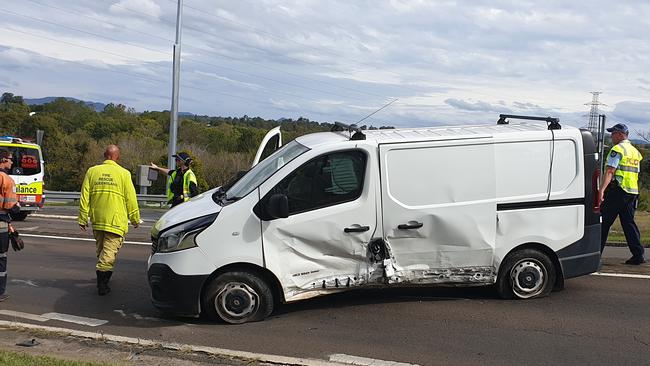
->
xmin=78 ymin=160 xmax=140 ymax=236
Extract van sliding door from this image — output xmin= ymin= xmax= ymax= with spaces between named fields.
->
xmin=379 ymin=138 xmax=497 ymax=283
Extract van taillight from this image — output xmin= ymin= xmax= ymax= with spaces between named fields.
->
xmin=592 ymin=168 xmax=601 ymax=213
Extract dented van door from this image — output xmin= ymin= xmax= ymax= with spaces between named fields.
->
xmin=379 ymin=138 xmax=497 ymax=285
xmin=257 ymin=148 xmax=377 ymax=302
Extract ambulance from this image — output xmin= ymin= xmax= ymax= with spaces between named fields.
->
xmin=0 ymin=136 xmax=45 ymax=220
xmin=148 ymin=115 xmax=601 ymax=324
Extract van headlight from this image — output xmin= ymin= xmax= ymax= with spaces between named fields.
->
xmin=156 ymin=213 xmax=218 ymax=253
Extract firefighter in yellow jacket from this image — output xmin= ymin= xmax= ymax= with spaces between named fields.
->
xmin=78 ymin=145 xmax=140 ymax=295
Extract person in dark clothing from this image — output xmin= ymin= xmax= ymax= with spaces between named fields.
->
xmin=598 ymin=123 xmax=645 ymax=265
xmin=150 ymin=152 xmax=199 ymax=207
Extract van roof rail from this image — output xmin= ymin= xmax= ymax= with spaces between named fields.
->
xmin=332 ymin=122 xmax=366 ymax=140
xmin=497 ymin=114 xmax=561 ymax=130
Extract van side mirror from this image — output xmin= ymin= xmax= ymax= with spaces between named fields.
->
xmin=266 ymin=193 xmax=289 ymax=219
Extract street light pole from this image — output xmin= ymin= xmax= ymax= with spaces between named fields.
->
xmin=168 ymin=0 xmax=183 ymax=171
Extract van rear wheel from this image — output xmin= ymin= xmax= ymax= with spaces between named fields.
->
xmin=202 ymin=271 xmax=274 ymax=324
xmin=496 ymin=249 xmax=556 ymax=299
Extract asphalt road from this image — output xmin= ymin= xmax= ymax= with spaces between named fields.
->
xmin=1 ymin=209 xmax=649 ymax=366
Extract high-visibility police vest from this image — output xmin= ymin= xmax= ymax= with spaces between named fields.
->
xmin=608 ymin=140 xmax=643 ymax=194
xmin=167 ymin=168 xmax=197 ymax=203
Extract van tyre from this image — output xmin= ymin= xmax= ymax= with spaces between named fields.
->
xmin=203 ymin=271 xmax=274 ymax=324
xmin=496 ymin=249 xmax=556 ymax=300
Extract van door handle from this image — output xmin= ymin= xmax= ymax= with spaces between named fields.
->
xmin=398 ymin=221 xmax=423 ymax=230
xmin=344 ymin=225 xmax=370 ymax=233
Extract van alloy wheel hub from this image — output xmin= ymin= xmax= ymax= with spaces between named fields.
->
xmin=510 ymin=259 xmax=545 ymax=298
xmin=216 ymin=282 xmax=258 ymax=319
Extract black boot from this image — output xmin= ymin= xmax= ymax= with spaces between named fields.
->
xmin=97 ymin=271 xmax=111 ymax=296
xmin=105 ymin=271 xmax=113 ymax=293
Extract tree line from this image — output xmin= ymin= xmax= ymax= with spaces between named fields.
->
xmin=2 ymin=92 xmax=649 ymax=211
xmin=0 ymin=92 xmax=338 ymax=195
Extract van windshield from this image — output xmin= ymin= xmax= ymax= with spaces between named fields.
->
xmin=225 ymin=140 xmax=308 ymax=201
xmin=6 ymin=146 xmax=42 ymax=176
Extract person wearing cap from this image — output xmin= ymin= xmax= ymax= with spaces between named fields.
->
xmin=598 ymin=123 xmax=645 ymax=265
xmin=78 ymin=145 xmax=141 ymax=295
xmin=150 ymin=152 xmax=198 ymax=208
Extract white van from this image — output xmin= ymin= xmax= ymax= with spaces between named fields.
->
xmin=148 ymin=116 xmax=601 ymax=324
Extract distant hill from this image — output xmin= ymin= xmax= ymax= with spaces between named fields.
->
xmin=25 ymin=97 xmax=106 ymax=112
xmin=25 ymin=96 xmax=195 ymax=116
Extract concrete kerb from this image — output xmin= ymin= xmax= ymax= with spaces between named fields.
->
xmin=0 ymin=320 xmax=348 ymax=366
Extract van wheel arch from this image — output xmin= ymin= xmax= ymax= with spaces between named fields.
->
xmin=200 ymin=263 xmax=284 ymax=321
xmin=497 ymin=243 xmax=564 ymax=298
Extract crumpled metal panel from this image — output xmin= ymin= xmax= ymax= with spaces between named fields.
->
xmin=262 ymin=202 xmax=379 ymax=302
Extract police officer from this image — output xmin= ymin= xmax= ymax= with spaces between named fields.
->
xmin=78 ymin=145 xmax=140 ymax=295
xmin=150 ymin=152 xmax=198 ymax=207
xmin=598 ymin=123 xmax=645 ymax=265
xmin=0 ymin=148 xmax=20 ymax=302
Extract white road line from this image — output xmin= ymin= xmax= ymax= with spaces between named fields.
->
xmin=20 ymin=233 xmax=151 ymax=246
xmin=0 ymin=310 xmax=48 ymax=322
xmin=11 ymin=279 xmax=39 ymax=287
xmin=40 ymin=312 xmax=108 ymax=327
xmin=30 ymin=213 xmax=78 ymax=220
xmin=0 ymin=320 xmax=348 ymax=366
xmin=330 ymin=354 xmax=419 ymax=366
xmin=31 ymin=213 xmax=157 ymax=224
xmin=16 ymin=226 xmax=39 ymax=231
xmin=591 ymin=272 xmax=650 ymax=279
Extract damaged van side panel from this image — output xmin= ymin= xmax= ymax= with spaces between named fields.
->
xmin=379 ymin=139 xmax=497 ymax=285
xmin=259 ymin=145 xmax=381 ymax=302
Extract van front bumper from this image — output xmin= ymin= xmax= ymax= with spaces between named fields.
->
xmin=148 ymin=263 xmax=209 ymax=316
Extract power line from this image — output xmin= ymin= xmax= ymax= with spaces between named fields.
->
xmin=99 ymin=0 xmax=390 ymax=99
xmin=1 ymin=8 xmax=374 ymax=103
xmin=178 ymin=0 xmax=420 ymax=90
xmin=2 ymin=8 xmax=170 ymax=57
xmin=25 ymin=0 xmax=173 ymax=44
xmin=0 ymin=27 xmax=370 ymax=114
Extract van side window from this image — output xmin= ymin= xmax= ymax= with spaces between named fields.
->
xmin=271 ymin=150 xmax=366 ymax=215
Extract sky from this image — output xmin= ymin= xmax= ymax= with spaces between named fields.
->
xmin=1 ymin=0 xmax=649 ymax=133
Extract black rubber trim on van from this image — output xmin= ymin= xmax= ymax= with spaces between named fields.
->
xmin=148 ymin=263 xmax=208 ymax=316
xmin=580 ymin=129 xmax=600 ymax=226
xmin=557 ymin=223 xmax=601 ymax=279
xmin=497 ymin=198 xmax=584 ymax=211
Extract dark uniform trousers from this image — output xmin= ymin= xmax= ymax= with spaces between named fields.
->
xmin=0 ymin=222 xmax=8 ymax=295
xmin=600 ymin=185 xmax=644 ymax=258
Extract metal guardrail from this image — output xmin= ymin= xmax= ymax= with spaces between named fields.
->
xmin=44 ymin=190 xmax=168 ymax=206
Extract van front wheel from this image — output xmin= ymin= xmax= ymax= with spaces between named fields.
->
xmin=202 ymin=271 xmax=274 ymax=324
xmin=496 ymin=249 xmax=556 ymax=299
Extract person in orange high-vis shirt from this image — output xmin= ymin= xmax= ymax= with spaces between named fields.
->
xmin=0 ymin=148 xmax=20 ymax=302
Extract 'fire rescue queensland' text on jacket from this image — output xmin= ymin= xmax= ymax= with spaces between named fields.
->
xmin=78 ymin=160 xmax=140 ymax=237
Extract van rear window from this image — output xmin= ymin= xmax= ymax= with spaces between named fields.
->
xmin=8 ymin=147 xmax=42 ymax=176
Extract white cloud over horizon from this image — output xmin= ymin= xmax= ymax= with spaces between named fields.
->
xmin=1 ymin=0 xmax=649 ymax=134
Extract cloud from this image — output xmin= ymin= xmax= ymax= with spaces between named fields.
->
xmin=611 ymin=101 xmax=650 ymax=125
xmin=193 ymin=71 xmax=262 ymax=90
xmin=2 ymin=0 xmax=650 ymax=128
xmin=109 ymin=0 xmax=163 ymax=19
xmin=444 ymin=98 xmax=512 ymax=113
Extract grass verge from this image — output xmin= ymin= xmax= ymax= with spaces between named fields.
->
xmin=606 ymin=210 xmax=650 ymax=245
xmin=0 ymin=349 xmax=116 ymax=366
